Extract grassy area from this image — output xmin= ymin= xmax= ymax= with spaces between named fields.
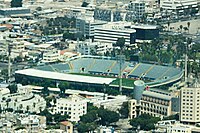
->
xmin=69 ymin=73 xmax=115 ymax=78
xmin=197 ymin=53 xmax=200 ymax=59
xmin=110 ymin=78 xmax=136 ymax=87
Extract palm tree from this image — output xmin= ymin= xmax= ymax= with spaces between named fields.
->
xmin=180 ymin=25 xmax=183 ymax=33
xmin=26 ymin=106 xmax=30 ymax=113
xmin=187 ymin=22 xmax=190 ymax=33
xmin=167 ymin=21 xmax=170 ymax=31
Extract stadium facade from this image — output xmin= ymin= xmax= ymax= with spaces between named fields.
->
xmin=15 ymin=56 xmax=183 ymax=89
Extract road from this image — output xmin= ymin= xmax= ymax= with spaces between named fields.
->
xmin=164 ymin=18 xmax=200 ymax=35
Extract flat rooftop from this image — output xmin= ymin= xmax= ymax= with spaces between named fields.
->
xmin=131 ymin=24 xmax=158 ymax=29
xmin=15 ymin=69 xmax=116 ymax=85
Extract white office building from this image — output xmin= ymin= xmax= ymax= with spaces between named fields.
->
xmin=160 ymin=0 xmax=198 ymax=14
xmin=94 ymin=22 xmax=136 ymax=45
xmin=52 ymin=94 xmax=87 ymax=123
xmin=180 ymin=83 xmax=200 ymax=124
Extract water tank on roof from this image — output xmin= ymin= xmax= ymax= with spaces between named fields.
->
xmin=133 ymin=80 xmax=145 ymax=101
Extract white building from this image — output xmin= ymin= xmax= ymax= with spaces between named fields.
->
xmin=76 ymin=19 xmax=107 ymax=38
xmin=16 ymin=114 xmax=46 ymax=131
xmin=42 ymin=50 xmax=60 ymax=63
xmin=94 ymin=22 xmax=136 ymax=45
xmin=180 ymin=83 xmax=200 ymax=124
xmin=0 ymin=85 xmax=46 ymax=113
xmin=167 ymin=124 xmax=194 ymax=133
xmin=129 ymin=90 xmax=179 ymax=119
xmin=160 ymin=0 xmax=198 ymax=14
xmin=76 ymin=40 xmax=113 ymax=55
xmin=10 ymin=41 xmax=28 ymax=58
xmin=52 ymin=94 xmax=87 ymax=123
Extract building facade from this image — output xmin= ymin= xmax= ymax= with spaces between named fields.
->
xmin=94 ymin=22 xmax=136 ymax=45
xmin=129 ymin=90 xmax=178 ymax=119
xmin=52 ymin=94 xmax=87 ymax=122
xmin=0 ymin=8 xmax=30 ymax=16
xmin=128 ymin=0 xmax=146 ymax=19
xmin=160 ymin=0 xmax=198 ymax=14
xmin=180 ymin=85 xmax=200 ymax=124
xmin=0 ymin=85 xmax=46 ymax=113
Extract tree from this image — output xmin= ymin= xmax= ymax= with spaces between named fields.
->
xmin=63 ymin=31 xmax=75 ymax=40
xmin=98 ymin=108 xmax=120 ymax=126
xmin=36 ymin=7 xmax=42 ymax=11
xmin=163 ymin=114 xmax=179 ymax=120
xmin=77 ymin=122 xmax=97 ymax=133
xmin=11 ymin=0 xmax=22 ymax=7
xmin=115 ymin=37 xmax=125 ymax=49
xmin=41 ymin=86 xmax=49 ymax=96
xmin=1 ymin=69 xmax=8 ymax=81
xmin=187 ymin=22 xmax=190 ymax=33
xmin=129 ymin=114 xmax=160 ymax=131
xmin=8 ymin=84 xmax=18 ymax=94
xmin=58 ymin=82 xmax=69 ymax=96
xmin=167 ymin=21 xmax=170 ymax=31
xmin=80 ymin=110 xmax=98 ymax=123
xmin=118 ymin=102 xmax=129 ymax=118
xmin=81 ymin=1 xmax=89 ymax=7
xmin=26 ymin=106 xmax=30 ymax=113
xmin=179 ymin=25 xmax=183 ymax=32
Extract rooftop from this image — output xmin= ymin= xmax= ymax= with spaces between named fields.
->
xmin=15 ymin=69 xmax=116 ymax=85
xmin=142 ymin=90 xmax=171 ymax=101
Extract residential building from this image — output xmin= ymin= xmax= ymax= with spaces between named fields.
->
xmin=180 ymin=83 xmax=200 ymax=124
xmin=16 ymin=114 xmax=46 ymax=131
xmin=52 ymin=94 xmax=87 ymax=122
xmin=76 ymin=40 xmax=113 ymax=55
xmin=60 ymin=121 xmax=73 ymax=133
xmin=42 ymin=50 xmax=60 ymax=63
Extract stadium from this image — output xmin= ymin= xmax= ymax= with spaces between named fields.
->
xmin=15 ymin=55 xmax=183 ymax=89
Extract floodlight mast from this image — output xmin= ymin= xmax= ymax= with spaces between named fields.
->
xmin=8 ymin=44 xmax=12 ymax=84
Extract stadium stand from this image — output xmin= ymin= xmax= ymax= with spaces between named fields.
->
xmin=32 ymin=56 xmax=183 ymax=87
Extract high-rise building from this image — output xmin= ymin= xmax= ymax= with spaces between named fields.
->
xmin=128 ymin=0 xmax=146 ymax=19
xmin=180 ymin=83 xmax=200 ymax=124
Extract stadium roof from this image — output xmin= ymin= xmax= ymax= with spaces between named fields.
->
xmin=15 ymin=69 xmax=116 ymax=85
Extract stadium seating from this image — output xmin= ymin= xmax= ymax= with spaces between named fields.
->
xmin=35 ymin=57 xmax=182 ymax=84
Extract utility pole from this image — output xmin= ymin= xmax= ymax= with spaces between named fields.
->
xmin=117 ymin=54 xmax=125 ymax=94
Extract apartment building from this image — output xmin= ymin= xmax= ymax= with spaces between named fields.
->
xmin=180 ymin=84 xmax=200 ymax=124
xmin=52 ymin=94 xmax=87 ymax=122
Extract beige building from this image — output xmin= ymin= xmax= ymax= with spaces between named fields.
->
xmin=52 ymin=94 xmax=87 ymax=122
xmin=180 ymin=84 xmax=200 ymax=124
xmin=129 ymin=90 xmax=177 ymax=119
xmin=60 ymin=121 xmax=73 ymax=133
